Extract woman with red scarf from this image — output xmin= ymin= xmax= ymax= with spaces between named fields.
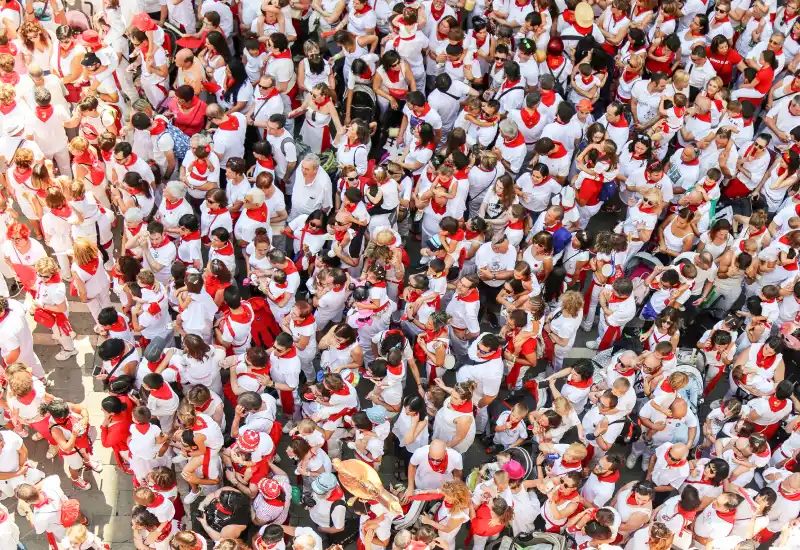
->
xmin=51 ymin=25 xmax=85 ymax=102
xmin=431 ymin=380 xmax=477 ymax=452
xmin=165 ymin=85 xmax=208 ymax=136
xmin=156 ymin=182 xmax=194 ymax=240
xmin=71 ymin=238 xmax=112 ymax=326
xmin=68 ymin=136 xmax=110 ymax=209
xmin=30 ymin=257 xmax=76 ymax=361
xmin=374 ymin=50 xmax=415 ymax=114
xmin=293 ymin=82 xmax=343 ymax=154
xmin=204 ymin=258 xmax=233 ymax=311
xmin=40 ymin=187 xmax=74 ymax=280
xmin=100 ymin=395 xmax=133 ymax=474
xmin=468 ymin=497 xmax=514 ymax=549
xmin=410 ymin=311 xmax=451 ymax=389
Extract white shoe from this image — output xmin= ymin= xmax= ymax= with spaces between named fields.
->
xmin=346 ymin=442 xmax=356 ymax=450
xmin=586 ymin=340 xmax=599 ymax=350
xmin=273 ymin=454 xmax=281 ymax=464
xmin=85 ymin=459 xmax=103 ymax=473
xmin=282 ymin=421 xmax=296 ymax=434
xmin=625 ymin=453 xmax=639 ymax=469
xmin=55 ymin=349 xmax=78 ymax=361
xmin=46 ymin=445 xmax=58 ymax=460
xmin=641 ymin=457 xmax=650 ymax=472
xmin=73 ymin=476 xmax=91 ymax=491
xmin=183 ymin=489 xmax=201 ymax=505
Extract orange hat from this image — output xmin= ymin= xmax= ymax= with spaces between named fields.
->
xmin=577 ymin=99 xmax=593 ymax=112
xmin=132 ymin=13 xmax=157 ymax=32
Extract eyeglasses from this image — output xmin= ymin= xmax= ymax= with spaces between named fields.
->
xmin=258 ymin=84 xmax=270 ymax=89
xmin=345 ymin=176 xmax=359 ymax=181
xmin=716 ymin=8 xmax=728 ymax=13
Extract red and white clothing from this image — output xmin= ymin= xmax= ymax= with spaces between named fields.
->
xmin=218 ymin=304 xmax=255 ymax=354
xmin=651 ymin=443 xmax=691 ymax=489
xmin=72 ymin=257 xmax=111 ymax=322
xmin=581 ymin=468 xmax=620 ymax=507
xmin=144 ymin=237 xmax=177 ymax=286
xmin=693 ymin=504 xmax=736 ymax=543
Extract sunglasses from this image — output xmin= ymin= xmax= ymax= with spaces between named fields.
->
xmin=429 ymin=456 xmax=444 ymax=463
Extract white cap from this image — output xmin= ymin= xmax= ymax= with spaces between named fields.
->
xmin=4 ymin=117 xmax=24 ymax=136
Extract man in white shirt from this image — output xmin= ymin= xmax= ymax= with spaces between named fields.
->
xmin=762 ymin=94 xmax=800 ymax=151
xmin=540 ymin=102 xmax=583 ymax=154
xmin=631 ymin=72 xmax=669 ymax=130
xmin=475 ymin=234 xmax=517 ymax=327
xmin=646 ymin=442 xmax=691 ymax=506
xmin=247 ymin=75 xmax=284 ymax=140
xmin=130 ymin=112 xmax=176 ymax=180
xmin=141 ymin=221 xmax=177 ymax=286
xmin=266 ymin=113 xmax=298 ymax=190
xmin=405 ymin=440 xmax=463 ymax=495
xmin=686 ymin=45 xmax=717 ymax=97
xmin=0 ymin=430 xmax=44 ymax=499
xmin=289 ymin=154 xmax=333 ymax=222
xmin=427 ymin=73 xmax=476 ymax=136
xmin=266 ymin=33 xmax=297 ymax=127
xmin=16 ymin=64 xmax=68 ymax=111
xmin=455 ymin=333 xmax=506 ymax=433
xmin=27 ymin=87 xmax=71 ymax=177
xmin=207 ymin=104 xmax=247 ymax=170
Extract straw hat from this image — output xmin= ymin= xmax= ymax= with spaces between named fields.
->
xmin=575 ymin=2 xmax=595 ymax=27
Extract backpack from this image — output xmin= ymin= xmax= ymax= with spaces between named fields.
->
xmin=598 ymin=180 xmax=617 ymax=202
xmin=611 ymin=413 xmax=642 ymax=445
xmin=161 ymin=122 xmax=191 ymax=164
xmin=350 ymin=83 xmax=377 ymax=124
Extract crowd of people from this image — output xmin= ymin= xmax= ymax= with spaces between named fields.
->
xmin=2 ymin=0 xmax=800 ymax=548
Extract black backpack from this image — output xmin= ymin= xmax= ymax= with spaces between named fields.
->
xmin=350 ymin=83 xmax=377 ymax=124
xmin=611 ymin=413 xmax=642 ymax=445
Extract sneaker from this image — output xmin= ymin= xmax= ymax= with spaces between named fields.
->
xmin=586 ymin=340 xmax=599 ymax=350
xmin=641 ymin=457 xmax=650 ymax=472
xmin=85 ymin=459 xmax=103 ymax=473
xmin=7 ymin=281 xmax=20 ymax=297
xmin=73 ymin=476 xmax=91 ymax=491
xmin=46 ymin=445 xmax=58 ymax=460
xmin=273 ymin=454 xmax=281 ymax=464
xmin=346 ymin=442 xmax=356 ymax=450
xmin=183 ymin=489 xmax=201 ymax=505
xmin=625 ymin=453 xmax=639 ymax=469
xmin=282 ymin=421 xmax=296 ymax=434
xmin=55 ymin=349 xmax=78 ymax=361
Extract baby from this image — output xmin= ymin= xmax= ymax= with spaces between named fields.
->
xmin=347 ymin=283 xmax=376 ymax=328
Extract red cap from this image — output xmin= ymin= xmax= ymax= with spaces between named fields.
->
xmin=236 ymin=430 xmax=260 ymax=453
xmin=132 ymin=13 xmax=157 ymax=32
xmin=258 ymin=478 xmax=282 ymax=499
xmin=80 ymin=30 xmax=102 ymax=50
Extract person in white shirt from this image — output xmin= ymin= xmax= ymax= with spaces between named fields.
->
xmin=289 ymin=155 xmax=333 ymax=221
xmin=207 ymin=104 xmax=247 ymax=170
xmin=474 ymin=234 xmax=517 ymax=327
xmin=405 ymin=439 xmax=464 ymax=496
xmin=28 ymin=87 xmax=71 ymax=176
xmin=141 ymin=221 xmax=178 ymax=287
xmin=647 ymin=442 xmax=691 ymax=505
xmin=455 ymin=333 xmax=505 ymax=434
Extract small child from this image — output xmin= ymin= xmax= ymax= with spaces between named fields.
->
xmin=472 ymin=469 xmax=513 ymax=507
xmin=654 ymin=341 xmax=677 ymax=373
xmin=167 ymin=261 xmax=186 ymax=311
xmin=265 ymin=268 xmax=293 ymax=324
xmin=347 ymin=283 xmax=376 ymax=329
xmin=426 ymin=258 xmax=449 ymax=299
xmin=436 ymin=217 xmax=464 ymax=271
xmin=569 ymin=63 xmax=600 ymax=105
xmin=649 ymin=371 xmax=689 ymax=418
xmin=133 ymin=486 xmax=176 ymax=525
xmin=699 ymin=397 xmax=742 ymax=458
xmin=60 ymin=524 xmax=110 ymax=550
xmin=128 ymin=406 xmax=169 ymax=486
xmin=290 ymin=418 xmax=326 ymax=451
xmin=548 ymin=360 xmax=595 ymax=412
xmin=349 ymin=410 xmax=384 ymax=468
xmin=486 ymin=402 xmax=529 ymax=454
xmin=401 ymin=274 xmax=429 ymax=321
xmin=243 ymin=38 xmax=267 ymax=84
xmin=96 ymin=306 xmax=134 ymax=343
xmin=641 ymin=267 xmax=686 ymax=320
xmin=645 ymin=33 xmax=680 ymax=76
xmin=658 ymin=94 xmax=687 ymax=142
xmin=505 ymin=204 xmax=527 ymax=248
xmin=540 ymin=441 xmax=588 ymax=476
xmin=341 ymin=187 xmax=370 ymax=228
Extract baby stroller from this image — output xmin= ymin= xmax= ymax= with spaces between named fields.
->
xmin=488 ymin=533 xmax=568 ymax=550
xmin=623 ymin=252 xmax=664 ymax=312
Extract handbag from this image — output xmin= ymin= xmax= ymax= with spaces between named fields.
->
xmin=542 ymin=331 xmax=555 ymax=362
xmin=33 ymin=308 xmax=56 ymax=329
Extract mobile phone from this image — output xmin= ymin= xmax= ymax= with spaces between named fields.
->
xmin=92 ymin=364 xmax=103 ymax=377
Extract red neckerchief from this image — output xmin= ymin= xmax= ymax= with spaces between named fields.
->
xmin=257 ymin=157 xmax=274 ymax=169
xmin=278 ymin=346 xmax=298 ymax=359
xmin=502 ymin=78 xmax=521 ymax=90
xmin=506 ymin=219 xmax=524 ymax=230
xmin=372 ymin=280 xmax=387 ymax=289
xmin=228 ymin=305 xmax=252 ymax=323
xmin=560 ymin=458 xmax=582 ymax=469
xmin=272 ymin=49 xmax=292 ymax=59
xmin=541 ymin=89 xmax=556 ymax=105
xmin=33 ymin=495 xmax=52 ymax=509
xmin=246 ymin=204 xmax=268 ymax=222
xmin=79 ymin=257 xmax=100 ymax=276
xmin=552 ymin=488 xmax=579 ymax=504
xmin=259 ymin=87 xmax=280 ymax=102
xmin=714 ymin=14 xmax=729 ymax=23
xmin=756 ymin=346 xmax=777 ymax=370
xmin=149 ymin=383 xmax=173 ymax=400
xmin=416 ymin=103 xmax=432 ymax=117
xmin=768 ymin=395 xmax=787 ymax=412
xmin=567 ymin=376 xmax=592 ymax=388
xmin=458 ymin=288 xmax=479 ymax=302
xmin=581 ymin=74 xmax=594 ymax=85
xmin=644 ymin=170 xmax=661 ymax=184
xmin=660 ymin=380 xmax=674 ymax=393
xmin=716 ymin=508 xmax=736 ymax=523
xmin=327 ymin=486 xmax=345 ymax=501
xmin=13 ymin=166 xmax=31 ymax=183
xmin=621 ymin=68 xmax=639 ymax=83
xmin=415 ymin=140 xmax=436 ymax=151
xmin=451 ymin=399 xmax=473 ymax=413
xmin=574 ymin=22 xmax=593 ymax=35
xmin=430 ymin=2 xmax=445 ymax=20
xmin=128 ymin=222 xmax=145 ymax=237
xmin=475 ymin=33 xmax=487 ymax=48
xmin=503 ymin=132 xmax=525 ymax=147
xmin=429 ymin=452 xmax=449 ymax=473
xmin=664 ymin=448 xmax=687 ymax=467
xmin=520 ymin=107 xmax=540 ymax=128
xmin=544 ymin=222 xmax=563 ymax=233
xmin=780 ymin=484 xmax=800 ymax=501
xmin=217 ymin=115 xmax=240 ymax=131
xmin=0 ymin=43 xmax=17 ymax=57
xmin=207 ymin=206 xmax=228 ymax=216
xmin=0 ymin=100 xmax=15 ymax=115
xmin=120 ymin=153 xmax=138 ymax=167
xmin=683 ymin=155 xmax=700 ymax=166
xmin=609 ymin=292 xmax=628 ymax=303
xmin=151 ymin=236 xmax=172 ymax=249
xmin=294 ymin=314 xmax=315 ymax=327
xmin=597 ymin=470 xmax=620 ymax=482
xmin=563 ymin=9 xmax=576 ymax=23
xmin=108 ymin=314 xmax=128 ymax=334
xmin=215 ymin=241 xmax=234 ymax=256
xmin=328 ymin=383 xmax=351 ymax=396
xmin=695 ymin=111 xmax=712 ymax=123
xmin=549 ymin=142 xmax=568 ymax=158
xmin=165 ymin=198 xmax=184 ymax=211
xmin=35 ymin=105 xmax=54 ymax=122
xmin=149 ymin=118 xmax=168 ymax=136
xmin=0 ymin=71 xmax=18 ymax=85
xmin=626 ymin=492 xmax=644 ymax=506
xmin=393 ymin=34 xmax=416 ymax=48
xmin=385 ymin=66 xmax=401 ymax=83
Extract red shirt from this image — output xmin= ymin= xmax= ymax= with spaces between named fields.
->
xmin=646 ymin=46 xmax=676 ymax=75
xmin=167 ymin=96 xmax=208 ymax=136
xmin=706 ymin=47 xmax=743 ymax=84
xmin=754 ymin=65 xmax=775 ymax=95
xmin=578 ymin=177 xmax=603 ymax=206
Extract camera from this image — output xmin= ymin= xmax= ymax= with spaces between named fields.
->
xmin=300 ymin=493 xmax=316 ymax=508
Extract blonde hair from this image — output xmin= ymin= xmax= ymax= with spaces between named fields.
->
xmin=667 ymin=371 xmax=689 ymax=390
xmin=69 ymin=136 xmax=90 ymax=153
xmin=627 ymin=53 xmax=644 ymax=71
xmin=12 ymin=148 xmax=34 ymax=169
xmin=553 ymin=396 xmax=574 ymax=416
xmin=34 ymin=257 xmax=59 ymax=278
xmin=137 ymin=269 xmax=156 ymax=286
xmin=440 ymin=480 xmax=471 ymax=514
xmin=672 ymin=70 xmax=689 ymax=88
xmin=564 ymin=442 xmax=588 ymax=461
xmin=73 ymin=238 xmax=99 ymax=266
xmin=0 ymin=83 xmax=14 ymax=103
xmin=641 ymin=187 xmax=663 ymax=206
xmin=67 ymin=524 xmax=88 ymax=545
xmin=561 ymin=290 xmax=584 ymax=316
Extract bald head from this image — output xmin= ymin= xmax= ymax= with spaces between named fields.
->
xmin=618 ymin=350 xmax=637 ymax=367
xmin=429 ymin=440 xmax=447 ymax=459
xmin=670 ymin=397 xmax=688 ymax=419
xmin=783 ymin=472 xmax=800 ymax=492
xmin=670 ymin=443 xmax=689 ymax=460
xmin=176 ymin=49 xmax=194 ymax=66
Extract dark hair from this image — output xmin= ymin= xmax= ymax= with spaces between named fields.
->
xmin=206 ymin=31 xmax=230 ymax=60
